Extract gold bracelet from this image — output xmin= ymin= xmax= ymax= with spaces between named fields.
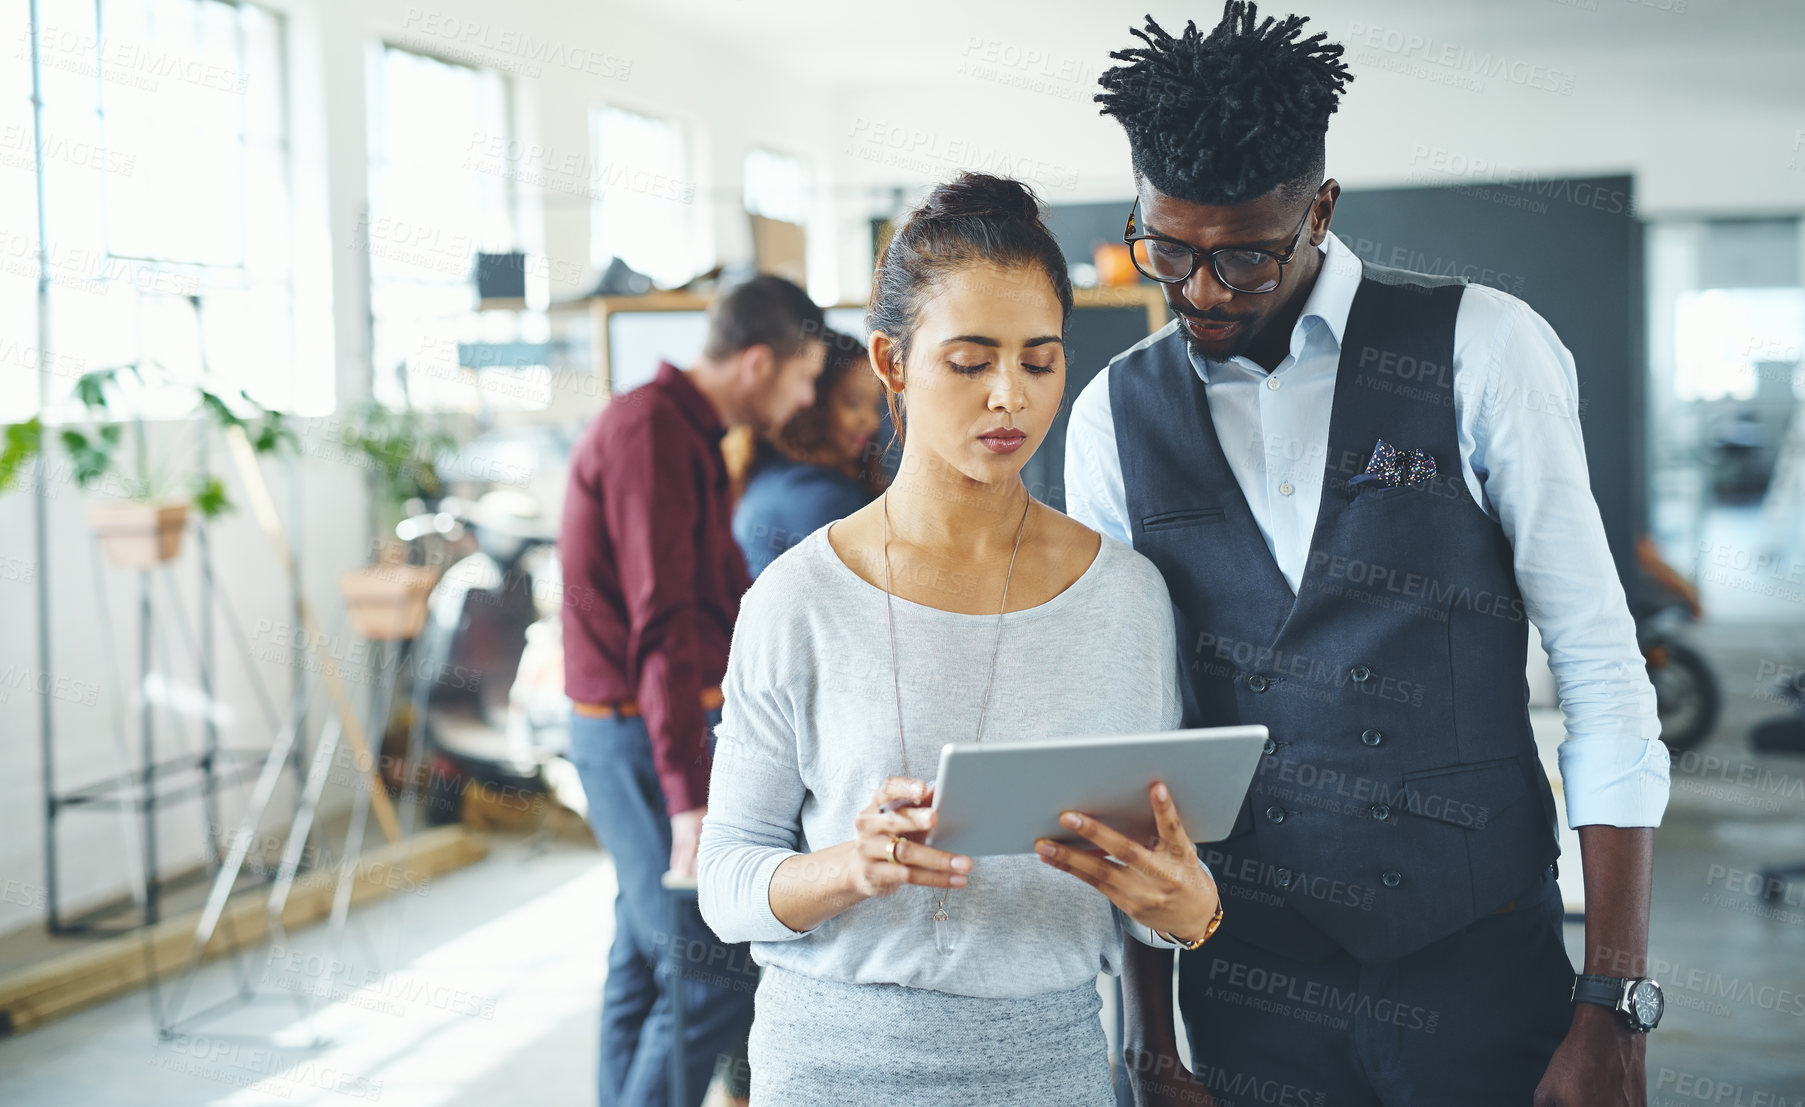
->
xmin=1157 ymin=901 xmax=1224 ymax=950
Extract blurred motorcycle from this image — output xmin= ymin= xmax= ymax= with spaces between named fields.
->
xmin=1633 ymin=535 xmax=1720 ymax=755
xmin=384 ymin=424 xmax=575 ymax=825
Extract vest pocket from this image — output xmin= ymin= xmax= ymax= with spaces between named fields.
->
xmin=1347 ymin=483 xmax=1427 ymax=508
xmin=1400 ymin=756 xmax=1530 ymax=830
xmin=1141 ymin=506 xmax=1227 ymax=531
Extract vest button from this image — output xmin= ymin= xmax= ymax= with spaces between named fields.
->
xmin=1350 ymin=665 xmax=1372 ymax=684
xmin=1361 ymin=728 xmax=1384 ymax=747
xmin=1263 ymin=737 xmax=1277 ymax=756
xmin=1371 ymin=804 xmax=1391 ymax=821
xmin=1274 ymin=868 xmax=1293 ymax=888
xmin=1247 ymin=674 xmax=1270 ymax=693
xmin=1381 ymin=870 xmax=1402 ymax=888
xmin=1265 ymin=805 xmax=1287 ymax=824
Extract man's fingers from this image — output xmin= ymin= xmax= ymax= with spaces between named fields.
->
xmin=1058 ymin=811 xmax=1148 ymax=867
xmin=1149 ymin=781 xmax=1192 ymax=849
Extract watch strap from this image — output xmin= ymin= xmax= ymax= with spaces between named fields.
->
xmin=1572 ymin=974 xmax=1626 ymax=1010
xmin=1160 ymin=902 xmax=1225 ymax=951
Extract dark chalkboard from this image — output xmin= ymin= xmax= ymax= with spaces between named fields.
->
xmin=1331 ymin=174 xmax=1643 ymax=570
xmin=1026 ymin=297 xmax=1169 ymax=511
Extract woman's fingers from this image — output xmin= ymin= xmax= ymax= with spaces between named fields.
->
xmin=872 ymin=861 xmax=966 ymax=890
xmin=1035 ymin=838 xmax=1127 ymax=896
xmin=1148 ymin=781 xmax=1192 ymax=851
xmin=871 ymin=776 xmax=932 ymax=810
xmin=860 ymin=832 xmax=970 ymax=875
xmin=857 ymin=806 xmax=936 ymax=838
xmin=862 ymin=837 xmax=970 ymax=890
xmin=1055 ymin=810 xmax=1149 ymax=868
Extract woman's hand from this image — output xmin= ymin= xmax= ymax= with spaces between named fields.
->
xmin=1034 ymin=780 xmax=1219 ymax=942
xmin=847 ymin=776 xmax=973 ymax=900
xmin=767 ymin=776 xmax=974 ymax=933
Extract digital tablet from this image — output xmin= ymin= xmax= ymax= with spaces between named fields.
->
xmin=923 ymin=726 xmax=1269 ymax=857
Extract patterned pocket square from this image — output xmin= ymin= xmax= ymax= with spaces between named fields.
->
xmin=1348 ymin=438 xmax=1437 ymax=492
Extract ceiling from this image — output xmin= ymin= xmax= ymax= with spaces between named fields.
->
xmin=627 ymin=0 xmax=1805 ymax=99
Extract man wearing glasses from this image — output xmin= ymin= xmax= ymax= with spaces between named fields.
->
xmin=1065 ymin=6 xmax=1668 ymax=1106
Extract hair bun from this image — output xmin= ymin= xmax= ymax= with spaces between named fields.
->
xmin=918 ymin=172 xmax=1044 ymax=225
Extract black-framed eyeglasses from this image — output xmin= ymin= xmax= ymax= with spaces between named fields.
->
xmin=1123 ymin=184 xmax=1327 ymax=294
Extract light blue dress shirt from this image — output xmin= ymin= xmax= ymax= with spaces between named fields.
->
xmin=1064 ymin=231 xmax=1669 ymax=829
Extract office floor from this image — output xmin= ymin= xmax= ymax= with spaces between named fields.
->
xmin=0 ymin=623 xmax=1801 ymax=1105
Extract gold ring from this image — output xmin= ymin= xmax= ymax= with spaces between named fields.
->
xmin=886 ymin=835 xmax=904 ymax=865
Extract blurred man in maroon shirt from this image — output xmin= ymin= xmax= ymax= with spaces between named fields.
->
xmin=560 ymin=275 xmax=825 ymax=1107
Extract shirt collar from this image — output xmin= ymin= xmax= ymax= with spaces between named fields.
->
xmin=1186 ymin=231 xmax=1363 ymax=384
xmin=656 ymin=360 xmax=729 ymax=441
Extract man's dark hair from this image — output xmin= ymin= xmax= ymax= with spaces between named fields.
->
xmin=1095 ymin=2 xmax=1353 ymax=207
xmin=702 ymin=273 xmax=826 ymax=362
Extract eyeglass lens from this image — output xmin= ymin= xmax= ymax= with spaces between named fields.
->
xmin=1128 ymin=239 xmax=1283 ymax=293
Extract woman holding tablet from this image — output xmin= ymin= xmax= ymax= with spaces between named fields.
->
xmin=697 ymin=172 xmax=1221 ymax=1106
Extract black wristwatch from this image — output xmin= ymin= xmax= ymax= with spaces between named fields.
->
xmin=1571 ymin=974 xmax=1664 ymax=1033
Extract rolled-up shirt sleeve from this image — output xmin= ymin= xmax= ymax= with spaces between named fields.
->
xmin=1465 ymin=291 xmax=1670 ymax=828
xmin=698 ymin=583 xmax=813 ymax=944
xmin=603 ymin=404 xmax=713 ymax=817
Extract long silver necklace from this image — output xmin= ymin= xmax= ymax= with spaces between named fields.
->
xmin=881 ymin=485 xmax=1031 ymax=956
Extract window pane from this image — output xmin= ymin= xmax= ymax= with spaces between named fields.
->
xmin=101 ymin=0 xmax=247 ymax=266
xmin=1674 ymin=288 xmax=1805 ymax=403
xmin=590 ymin=105 xmax=698 ymax=289
xmin=744 ymin=148 xmax=808 ymax=225
xmin=367 ymin=46 xmax=525 ymax=412
xmin=0 ymin=3 xmax=40 ymax=423
xmin=15 ymin=0 xmax=296 ymax=421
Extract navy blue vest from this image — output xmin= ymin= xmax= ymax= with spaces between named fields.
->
xmin=1110 ymin=263 xmax=1560 ymax=963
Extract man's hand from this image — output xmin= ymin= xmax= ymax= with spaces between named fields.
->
xmin=1533 ymin=1003 xmax=1646 ymax=1107
xmin=1536 ymin=823 xmax=1655 ymax=1106
xmin=669 ymin=806 xmax=706 ymax=878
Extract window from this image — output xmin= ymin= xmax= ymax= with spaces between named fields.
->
xmin=365 ymin=45 xmax=522 ymax=411
xmin=590 ymin=105 xmax=700 ymax=290
xmin=743 ymin=148 xmax=808 ymax=225
xmin=5 ymin=0 xmax=297 ymax=422
xmin=1673 ymin=288 xmax=1805 ymax=403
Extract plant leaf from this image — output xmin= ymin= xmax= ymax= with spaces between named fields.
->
xmin=74 ymin=368 xmax=121 ymax=409
xmin=60 ymin=430 xmax=112 ymax=488
xmin=198 ymin=389 xmax=243 ymax=429
xmin=0 ymin=418 xmax=44 ymax=493
xmin=191 ymin=475 xmax=232 ymax=518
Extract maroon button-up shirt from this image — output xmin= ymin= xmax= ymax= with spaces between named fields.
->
xmin=559 ymin=361 xmax=752 ymax=816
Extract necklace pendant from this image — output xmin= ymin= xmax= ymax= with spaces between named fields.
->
xmin=932 ymin=902 xmax=954 ymax=956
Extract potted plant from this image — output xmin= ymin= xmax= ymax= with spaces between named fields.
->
xmin=18 ymin=364 xmax=295 ymax=569
xmin=333 ymin=399 xmax=458 ymax=640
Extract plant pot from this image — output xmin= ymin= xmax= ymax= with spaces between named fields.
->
xmin=339 ymin=564 xmax=439 ymax=641
xmin=87 ymin=500 xmax=189 ymax=568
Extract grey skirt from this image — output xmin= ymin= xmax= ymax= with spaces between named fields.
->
xmin=747 ymin=965 xmax=1116 ymax=1106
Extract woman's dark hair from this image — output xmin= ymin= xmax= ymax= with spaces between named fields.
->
xmin=865 ymin=172 xmax=1074 ymax=445
xmin=749 ymin=327 xmax=889 ymax=496
xmin=1095 ymin=2 xmax=1353 ymax=207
